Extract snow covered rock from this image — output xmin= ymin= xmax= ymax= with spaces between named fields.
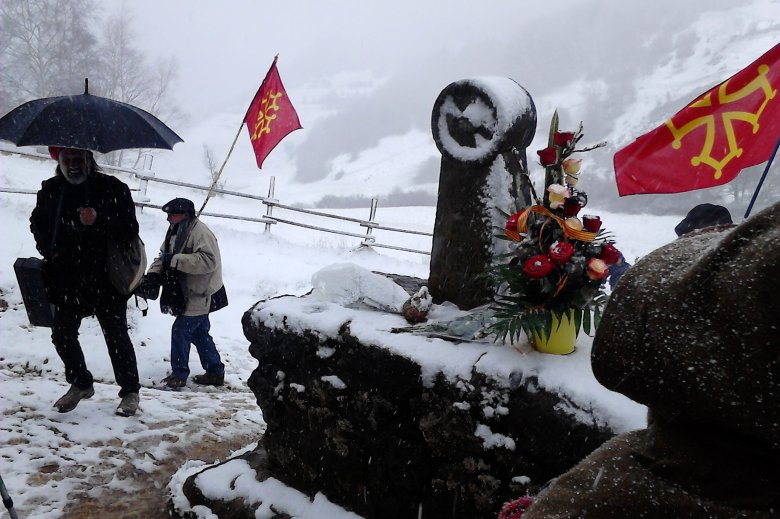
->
xmin=180 ymin=269 xmax=644 ymax=519
xmin=237 ymin=317 xmax=617 ymax=518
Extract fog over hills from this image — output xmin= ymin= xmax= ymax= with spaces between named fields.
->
xmin=79 ymin=0 xmax=780 ymax=214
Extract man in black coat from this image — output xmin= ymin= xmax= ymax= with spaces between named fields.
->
xmin=30 ymin=147 xmax=141 ymax=416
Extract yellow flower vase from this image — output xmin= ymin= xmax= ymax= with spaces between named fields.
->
xmin=530 ymin=310 xmax=576 ymax=355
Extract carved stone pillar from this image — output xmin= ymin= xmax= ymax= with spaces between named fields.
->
xmin=429 ymin=77 xmax=536 ymax=309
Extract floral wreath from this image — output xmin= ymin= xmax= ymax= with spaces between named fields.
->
xmin=489 ymin=111 xmax=623 ymax=345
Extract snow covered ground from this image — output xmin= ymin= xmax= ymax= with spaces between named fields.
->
xmin=1 ymin=150 xmax=685 ymax=517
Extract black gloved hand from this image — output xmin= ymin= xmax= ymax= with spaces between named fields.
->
xmin=162 ymin=253 xmax=174 ymax=269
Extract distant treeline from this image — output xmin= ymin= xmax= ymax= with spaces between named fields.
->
xmin=311 ymin=189 xmax=437 ymax=209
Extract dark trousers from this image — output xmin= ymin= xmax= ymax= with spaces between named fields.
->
xmin=170 ymin=315 xmax=224 ymax=380
xmin=51 ymin=300 xmax=140 ymax=397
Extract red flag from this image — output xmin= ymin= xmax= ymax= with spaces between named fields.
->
xmin=243 ymin=57 xmax=302 ymax=169
xmin=614 ymin=43 xmax=780 ymax=196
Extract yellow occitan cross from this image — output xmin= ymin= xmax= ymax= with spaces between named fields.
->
xmin=251 ymin=91 xmax=284 ymax=141
xmin=665 ymin=64 xmax=776 ymax=179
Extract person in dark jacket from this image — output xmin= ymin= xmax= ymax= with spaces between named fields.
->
xmin=30 ymin=147 xmax=141 ymax=416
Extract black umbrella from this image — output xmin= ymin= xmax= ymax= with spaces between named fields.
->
xmin=0 ymin=79 xmax=183 ymax=153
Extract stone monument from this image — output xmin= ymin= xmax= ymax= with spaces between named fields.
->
xmin=429 ymin=77 xmax=536 ymax=309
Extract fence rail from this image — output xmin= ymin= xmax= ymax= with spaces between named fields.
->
xmin=0 ymin=148 xmax=433 ymax=255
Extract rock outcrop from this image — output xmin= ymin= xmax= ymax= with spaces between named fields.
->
xmin=179 ymin=278 xmax=645 ymax=518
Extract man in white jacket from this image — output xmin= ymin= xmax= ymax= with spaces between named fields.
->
xmin=145 ymin=198 xmax=227 ymax=389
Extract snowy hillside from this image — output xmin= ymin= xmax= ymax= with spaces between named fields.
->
xmin=133 ymin=0 xmax=779 ymax=214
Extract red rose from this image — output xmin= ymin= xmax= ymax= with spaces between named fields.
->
xmin=537 ymin=147 xmax=558 ymax=166
xmin=553 ymin=131 xmax=575 ymax=147
xmin=586 ymin=258 xmax=609 ymax=280
xmin=523 ymin=255 xmax=554 ymax=279
xmin=600 ymin=243 xmax=622 ymax=265
xmin=498 ymin=496 xmax=535 ymax=519
xmin=505 ymin=210 xmax=526 ymax=232
xmin=548 ymin=241 xmax=574 ymax=265
xmin=582 ymin=214 xmax=602 ymax=232
xmin=562 ymin=197 xmax=582 ymax=217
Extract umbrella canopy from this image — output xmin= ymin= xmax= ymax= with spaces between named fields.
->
xmin=0 ymin=79 xmax=183 ymax=153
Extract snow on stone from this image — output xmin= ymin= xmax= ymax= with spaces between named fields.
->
xmin=486 ymin=154 xmax=514 ymax=257
xmin=249 ymin=288 xmax=648 ymax=434
xmin=311 ymin=262 xmax=410 ymax=312
xmin=475 ymin=423 xmax=517 ymax=451
xmin=317 ymin=346 xmax=337 ymax=358
xmin=321 ymin=375 xmax=347 ymax=389
xmin=435 ymin=76 xmax=533 ymax=163
xmin=190 ymin=458 xmax=364 ymax=519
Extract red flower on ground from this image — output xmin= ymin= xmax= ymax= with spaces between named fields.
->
xmin=549 ymin=241 xmax=575 ymax=265
xmin=537 ymin=147 xmax=558 ymax=166
xmin=586 ymin=257 xmax=609 ymax=280
xmin=553 ymin=131 xmax=575 ymax=147
xmin=498 ymin=496 xmax=535 ymax=519
xmin=523 ymin=255 xmax=554 ymax=279
xmin=600 ymin=243 xmax=622 ymax=265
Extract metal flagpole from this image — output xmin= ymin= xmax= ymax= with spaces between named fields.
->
xmin=197 ymin=122 xmax=246 ymax=217
xmin=744 ymin=136 xmax=780 ymax=219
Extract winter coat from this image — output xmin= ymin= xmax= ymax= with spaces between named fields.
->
xmin=30 ymin=169 xmax=139 ymax=317
xmin=148 ymin=217 xmax=223 ymax=317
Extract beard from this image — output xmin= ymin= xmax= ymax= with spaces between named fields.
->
xmin=62 ymin=167 xmax=87 ymax=185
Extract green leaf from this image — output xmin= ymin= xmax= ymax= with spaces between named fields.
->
xmin=583 ymin=308 xmax=591 ymax=336
xmin=574 ymin=308 xmax=582 ymax=337
xmin=547 ymin=110 xmax=559 ymax=147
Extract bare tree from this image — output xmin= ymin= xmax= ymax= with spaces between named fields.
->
xmin=0 ymin=0 xmax=101 ymax=114
xmin=97 ymin=7 xmax=182 ymax=166
xmin=0 ymin=0 xmax=181 ymax=167
xmin=202 ymin=144 xmax=224 ymax=197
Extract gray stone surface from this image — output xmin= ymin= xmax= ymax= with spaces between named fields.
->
xmin=180 ymin=297 xmax=620 ymax=519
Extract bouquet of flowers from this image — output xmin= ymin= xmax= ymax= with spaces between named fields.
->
xmin=489 ymin=112 xmax=622 ymax=347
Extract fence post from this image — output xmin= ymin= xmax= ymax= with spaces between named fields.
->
xmin=264 ymin=176 xmax=276 ymax=233
xmin=136 ymin=153 xmax=154 ymax=213
xmin=363 ymin=198 xmax=378 ymax=246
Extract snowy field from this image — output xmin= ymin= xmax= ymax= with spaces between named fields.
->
xmin=0 ymin=151 xmax=685 ymax=517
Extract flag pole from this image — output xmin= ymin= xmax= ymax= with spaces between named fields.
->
xmin=744 ymin=136 xmax=780 ymax=219
xmin=197 ymin=122 xmax=245 ymax=217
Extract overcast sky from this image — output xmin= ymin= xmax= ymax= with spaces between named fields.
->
xmin=108 ymin=0 xmax=778 ymax=210
xmin=119 ymin=0 xmax=755 ymax=126
xmin=121 ymin=0 xmax=600 ymax=119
